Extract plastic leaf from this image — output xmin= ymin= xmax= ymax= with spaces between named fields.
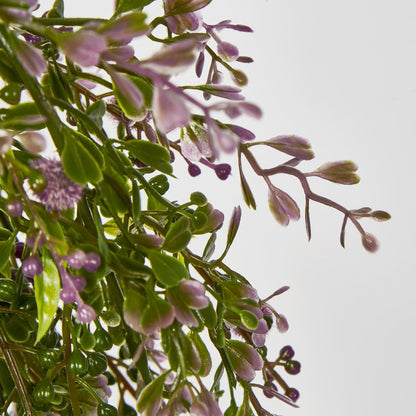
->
xmin=0 ymin=233 xmax=15 ymax=272
xmin=62 ymin=133 xmax=103 ymax=185
xmin=148 ymin=250 xmax=189 ymax=287
xmin=202 ymin=232 xmax=216 ymax=261
xmin=190 ymin=332 xmax=212 ymax=377
xmin=114 ymin=0 xmax=155 ymax=16
xmin=141 ymin=295 xmax=174 ymax=334
xmin=137 ymin=372 xmax=168 ymax=416
xmin=124 ymin=140 xmax=172 ymax=175
xmin=163 ymin=216 xmax=192 ymax=253
xmin=35 ymin=254 xmax=60 ymax=344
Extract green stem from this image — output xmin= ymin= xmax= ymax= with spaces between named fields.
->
xmin=0 ymin=327 xmax=34 ymax=415
xmin=63 ymin=305 xmax=81 ymax=416
xmin=33 ymin=17 xmax=106 ymax=26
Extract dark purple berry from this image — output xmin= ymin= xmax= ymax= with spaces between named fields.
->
xmin=285 ymin=387 xmax=300 ymax=402
xmin=22 ymin=256 xmax=43 ymax=276
xmin=279 ymin=345 xmax=295 ymax=360
xmin=22 ymin=32 xmax=43 ymax=44
xmin=66 ymin=249 xmax=86 ymax=269
xmin=188 ymin=164 xmax=201 ymax=177
xmin=6 ymin=200 xmax=23 ymax=217
xmin=214 ymin=163 xmax=231 ymax=180
xmin=14 ymin=242 xmax=24 ymax=259
xmin=60 ymin=287 xmax=77 ymax=304
xmin=263 ymin=382 xmax=278 ymax=398
xmin=83 ymin=252 xmax=101 ymax=273
xmin=284 ymin=360 xmax=301 ymax=375
xmin=71 ymin=275 xmax=86 ymax=292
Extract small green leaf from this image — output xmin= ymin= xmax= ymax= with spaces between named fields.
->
xmin=71 ymin=130 xmax=105 ymax=168
xmin=190 ymin=332 xmax=212 ymax=377
xmin=239 ymin=310 xmax=258 ymax=330
xmin=0 ymin=102 xmax=46 ymax=130
xmin=86 ymin=100 xmax=107 ymax=129
xmin=148 ymin=251 xmax=188 ymax=287
xmin=62 ymin=133 xmax=103 ymax=185
xmin=137 ymin=372 xmax=167 ymax=416
xmin=202 ymin=232 xmax=216 ymax=261
xmin=132 ymin=179 xmax=141 ymax=225
xmin=162 ymin=216 xmax=192 ymax=253
xmin=115 ymin=0 xmax=155 ymax=16
xmin=196 ymin=302 xmax=217 ymax=329
xmin=123 ymin=290 xmax=147 ymax=332
xmin=47 ymin=0 xmax=64 ymax=18
xmin=124 ymin=140 xmax=172 ymax=175
xmin=0 ymin=232 xmax=16 ymax=272
xmin=35 ymin=254 xmax=61 ymax=344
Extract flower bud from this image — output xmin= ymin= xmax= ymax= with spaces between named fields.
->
xmin=15 ymin=38 xmax=47 ymax=77
xmin=361 ymin=233 xmax=379 ymax=253
xmin=18 ymin=131 xmax=47 ymax=154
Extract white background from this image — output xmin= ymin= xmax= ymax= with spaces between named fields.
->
xmin=38 ymin=1 xmax=416 ymax=415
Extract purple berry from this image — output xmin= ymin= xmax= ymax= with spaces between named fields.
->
xmin=6 ymin=200 xmax=23 ymax=217
xmin=284 ymin=360 xmax=301 ymax=375
xmin=22 ymin=256 xmax=43 ymax=276
xmin=83 ymin=252 xmax=101 ymax=273
xmin=279 ymin=345 xmax=295 ymax=360
xmin=66 ymin=249 xmax=86 ymax=269
xmin=14 ymin=242 xmax=24 ymax=259
xmin=60 ymin=287 xmax=77 ymax=304
xmin=77 ymin=303 xmax=96 ymax=323
xmin=263 ymin=382 xmax=278 ymax=398
xmin=285 ymin=387 xmax=300 ymax=402
xmin=71 ymin=275 xmax=86 ymax=292
xmin=188 ymin=164 xmax=201 ymax=177
xmin=214 ymin=163 xmax=231 ymax=180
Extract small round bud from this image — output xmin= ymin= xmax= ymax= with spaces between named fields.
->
xmin=83 ymin=252 xmax=101 ymax=273
xmin=22 ymin=256 xmax=43 ymax=276
xmin=284 ymin=359 xmax=301 ymax=375
xmin=190 ymin=191 xmax=207 ymax=206
xmin=60 ymin=287 xmax=77 ymax=304
xmin=6 ymin=200 xmax=23 ymax=217
xmin=214 ymin=163 xmax=231 ymax=180
xmin=77 ymin=303 xmax=96 ymax=323
xmin=279 ymin=345 xmax=295 ymax=360
xmin=66 ymin=249 xmax=87 ymax=269
xmin=71 ymin=275 xmax=86 ymax=292
xmin=361 ymin=233 xmax=379 ymax=253
xmin=18 ymin=131 xmax=47 ymax=154
xmin=188 ymin=163 xmax=201 ymax=177
xmin=285 ymin=387 xmax=300 ymax=402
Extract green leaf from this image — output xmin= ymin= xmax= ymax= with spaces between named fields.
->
xmin=132 ymin=179 xmax=141 ymax=225
xmin=71 ymin=130 xmax=104 ymax=168
xmin=47 ymin=0 xmax=64 ymax=18
xmin=162 ymin=216 xmax=192 ymax=253
xmin=0 ymin=232 xmax=15 ymax=273
xmin=124 ymin=140 xmax=172 ymax=175
xmin=86 ymin=100 xmax=107 ymax=130
xmin=239 ymin=310 xmax=258 ymax=330
xmin=190 ymin=332 xmax=212 ymax=377
xmin=148 ymin=251 xmax=188 ymax=288
xmin=137 ymin=372 xmax=167 ymax=416
xmin=0 ymin=102 xmax=46 ymax=130
xmin=35 ymin=254 xmax=61 ymax=344
xmin=141 ymin=295 xmax=173 ymax=334
xmin=123 ymin=289 xmax=147 ymax=332
xmin=115 ymin=0 xmax=155 ymax=15
xmin=202 ymin=232 xmax=216 ymax=261
xmin=62 ymin=133 xmax=103 ymax=185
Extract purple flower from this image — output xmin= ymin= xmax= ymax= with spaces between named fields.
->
xmin=164 ymin=0 xmax=202 ymax=34
xmin=15 ymin=38 xmax=47 ymax=77
xmin=61 ymin=31 xmax=107 ymax=67
xmin=101 ymin=45 xmax=135 ymax=63
xmin=226 ymin=124 xmax=255 ymax=142
xmin=17 ymin=131 xmax=47 ymax=154
xmin=265 ymin=135 xmax=314 ymax=160
xmin=268 ymin=186 xmax=300 ymax=226
xmin=99 ymin=12 xmax=148 ymax=44
xmin=0 ymin=0 xmax=37 ymax=21
xmin=30 ymin=158 xmax=84 ymax=212
xmin=211 ymin=101 xmax=262 ymax=119
xmin=226 ymin=340 xmax=263 ymax=381
xmin=152 ymin=85 xmax=191 ymax=133
xmin=217 ymin=41 xmax=239 ymax=61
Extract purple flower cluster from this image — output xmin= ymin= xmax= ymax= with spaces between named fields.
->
xmin=30 ymin=158 xmax=84 ymax=212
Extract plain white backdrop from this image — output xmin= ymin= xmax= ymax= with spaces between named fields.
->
xmin=37 ymin=1 xmax=416 ymax=415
